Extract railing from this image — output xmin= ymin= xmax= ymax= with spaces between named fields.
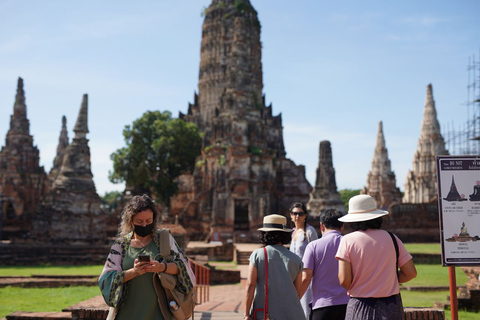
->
xmin=189 ymin=259 xmax=210 ymax=304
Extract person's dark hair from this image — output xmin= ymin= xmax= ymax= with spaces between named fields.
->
xmin=118 ymin=194 xmax=161 ymax=237
xmin=350 ymin=217 xmax=383 ymax=231
xmin=289 ymin=202 xmax=309 ymax=240
xmin=259 ymin=231 xmax=291 ymax=245
xmin=319 ymin=209 xmax=344 ymax=230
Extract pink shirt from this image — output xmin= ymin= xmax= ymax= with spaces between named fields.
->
xmin=335 ymin=229 xmax=412 ymax=298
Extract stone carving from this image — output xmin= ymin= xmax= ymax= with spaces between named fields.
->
xmin=0 ymin=78 xmax=48 ymax=239
xmin=307 ymin=141 xmax=344 ymax=216
xmin=403 ymin=84 xmax=449 ymax=203
xmin=48 ymin=116 xmax=69 ymax=185
xmin=361 ymin=121 xmax=402 ymax=210
xmin=31 ymin=94 xmax=106 ymax=244
xmin=172 ymin=0 xmax=311 ymax=240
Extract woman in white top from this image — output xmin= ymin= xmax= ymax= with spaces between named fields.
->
xmin=289 ymin=202 xmax=318 ymax=319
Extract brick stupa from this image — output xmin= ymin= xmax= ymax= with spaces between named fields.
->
xmin=31 ymin=94 xmax=106 ymax=244
xmin=307 ymin=141 xmax=344 ymax=217
xmin=403 ymin=84 xmax=448 ymax=203
xmin=172 ymin=0 xmax=312 ymax=240
xmin=361 ymin=121 xmax=402 ymax=210
xmin=0 ymin=78 xmax=48 ymax=239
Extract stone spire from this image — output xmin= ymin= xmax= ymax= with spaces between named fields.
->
xmin=48 ymin=116 xmax=69 ymax=184
xmin=0 ymin=77 xmax=48 ymax=223
xmin=73 ymin=94 xmax=89 ymax=139
xmin=6 ymin=78 xmax=31 ymax=146
xmin=361 ymin=121 xmax=402 ymax=210
xmin=403 ymin=84 xmax=449 ymax=203
xmin=307 ymin=141 xmax=345 ymax=217
xmin=49 ymin=94 xmax=101 ymax=214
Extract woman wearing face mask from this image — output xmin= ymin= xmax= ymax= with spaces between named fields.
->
xmin=289 ymin=202 xmax=318 ymax=319
xmin=99 ymin=194 xmax=195 ymax=320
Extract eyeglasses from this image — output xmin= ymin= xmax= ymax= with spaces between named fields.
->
xmin=290 ymin=211 xmax=306 ymax=216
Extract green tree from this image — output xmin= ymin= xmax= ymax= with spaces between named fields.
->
xmin=339 ymin=189 xmax=361 ymax=211
xmin=109 ymin=111 xmax=202 ymax=206
xmin=101 ymin=191 xmax=122 ymax=212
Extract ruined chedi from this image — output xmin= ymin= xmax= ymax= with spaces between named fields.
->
xmin=307 ymin=141 xmax=344 ymax=216
xmin=0 ymin=78 xmax=48 ymax=239
xmin=361 ymin=121 xmax=402 ymax=210
xmin=48 ymin=116 xmax=69 ymax=185
xmin=174 ymin=0 xmax=311 ymax=240
xmin=403 ymin=84 xmax=448 ymax=203
xmin=31 ymin=94 xmax=106 ymax=244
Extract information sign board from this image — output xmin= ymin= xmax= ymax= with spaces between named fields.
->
xmin=437 ymin=155 xmax=480 ymax=266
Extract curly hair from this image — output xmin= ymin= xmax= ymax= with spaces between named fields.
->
xmin=259 ymin=231 xmax=292 ymax=245
xmin=350 ymin=217 xmax=383 ymax=231
xmin=118 ymin=194 xmax=161 ymax=237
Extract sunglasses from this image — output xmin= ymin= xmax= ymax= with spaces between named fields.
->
xmin=291 ymin=211 xmax=306 ymax=216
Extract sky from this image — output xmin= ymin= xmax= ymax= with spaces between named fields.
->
xmin=0 ymin=0 xmax=479 ymax=197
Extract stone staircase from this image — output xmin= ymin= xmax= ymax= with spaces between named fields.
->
xmin=234 ymin=243 xmax=261 ymax=265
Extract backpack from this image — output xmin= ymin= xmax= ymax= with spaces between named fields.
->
xmin=153 ymin=229 xmax=197 ymax=320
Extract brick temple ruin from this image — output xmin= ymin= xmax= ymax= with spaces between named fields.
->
xmin=170 ymin=0 xmax=311 ymax=241
xmin=0 ymin=79 xmax=107 ymax=247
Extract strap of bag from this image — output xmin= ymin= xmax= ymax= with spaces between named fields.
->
xmin=263 ymin=247 xmax=269 ymax=319
xmin=387 ymin=231 xmax=399 ymax=278
xmin=159 ymin=229 xmax=171 ymax=260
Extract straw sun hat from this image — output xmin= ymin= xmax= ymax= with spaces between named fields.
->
xmin=258 ymin=214 xmax=292 ymax=232
xmin=338 ymin=194 xmax=389 ymax=222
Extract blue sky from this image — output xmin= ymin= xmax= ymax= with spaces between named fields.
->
xmin=0 ymin=0 xmax=479 ymax=196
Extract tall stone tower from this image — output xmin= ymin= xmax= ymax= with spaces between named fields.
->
xmin=32 ymin=94 xmax=106 ymax=244
xmin=48 ymin=116 xmax=69 ymax=185
xmin=361 ymin=121 xmax=402 ymax=210
xmin=403 ymin=84 xmax=448 ymax=203
xmin=174 ymin=0 xmax=311 ymax=240
xmin=0 ymin=78 xmax=48 ymax=238
xmin=307 ymin=141 xmax=345 ymax=217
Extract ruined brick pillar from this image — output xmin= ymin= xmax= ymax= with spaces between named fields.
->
xmin=403 ymin=84 xmax=449 ymax=203
xmin=361 ymin=121 xmax=402 ymax=210
xmin=307 ymin=141 xmax=344 ymax=217
xmin=48 ymin=115 xmax=69 ymax=185
xmin=0 ymin=78 xmax=48 ymax=239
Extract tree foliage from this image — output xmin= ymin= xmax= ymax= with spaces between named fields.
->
xmin=100 ymin=191 xmax=122 ymax=212
xmin=339 ymin=189 xmax=361 ymax=211
xmin=109 ymin=111 xmax=202 ymax=205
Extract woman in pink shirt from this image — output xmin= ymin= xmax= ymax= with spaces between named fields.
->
xmin=335 ymin=195 xmax=417 ymax=320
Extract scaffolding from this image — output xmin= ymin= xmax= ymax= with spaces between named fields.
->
xmin=443 ymin=51 xmax=480 ymax=155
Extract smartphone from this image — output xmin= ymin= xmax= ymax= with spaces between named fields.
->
xmin=138 ymin=254 xmax=150 ymax=262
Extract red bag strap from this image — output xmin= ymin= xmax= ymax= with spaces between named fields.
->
xmin=263 ymin=247 xmax=269 ymax=319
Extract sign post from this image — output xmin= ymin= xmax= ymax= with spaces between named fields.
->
xmin=436 ymin=156 xmax=480 ymax=320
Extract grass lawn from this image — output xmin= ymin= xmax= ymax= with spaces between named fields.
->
xmin=0 ymin=265 xmax=104 ymax=277
xmin=404 ymin=243 xmax=441 ymax=254
xmin=405 ymin=264 xmax=469 ymax=287
xmin=0 ymin=286 xmax=100 ymax=319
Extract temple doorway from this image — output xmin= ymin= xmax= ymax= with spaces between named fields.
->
xmin=5 ymin=202 xmax=15 ymax=219
xmin=234 ymin=199 xmax=249 ymax=231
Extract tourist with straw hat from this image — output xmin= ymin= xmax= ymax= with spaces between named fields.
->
xmin=335 ymin=195 xmax=417 ymax=320
xmin=244 ymin=214 xmax=306 ymax=320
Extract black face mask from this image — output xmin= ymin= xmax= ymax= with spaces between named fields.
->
xmin=133 ymin=223 xmax=154 ymax=237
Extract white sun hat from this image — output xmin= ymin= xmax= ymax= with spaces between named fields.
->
xmin=338 ymin=194 xmax=389 ymax=222
xmin=258 ymin=214 xmax=292 ymax=232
